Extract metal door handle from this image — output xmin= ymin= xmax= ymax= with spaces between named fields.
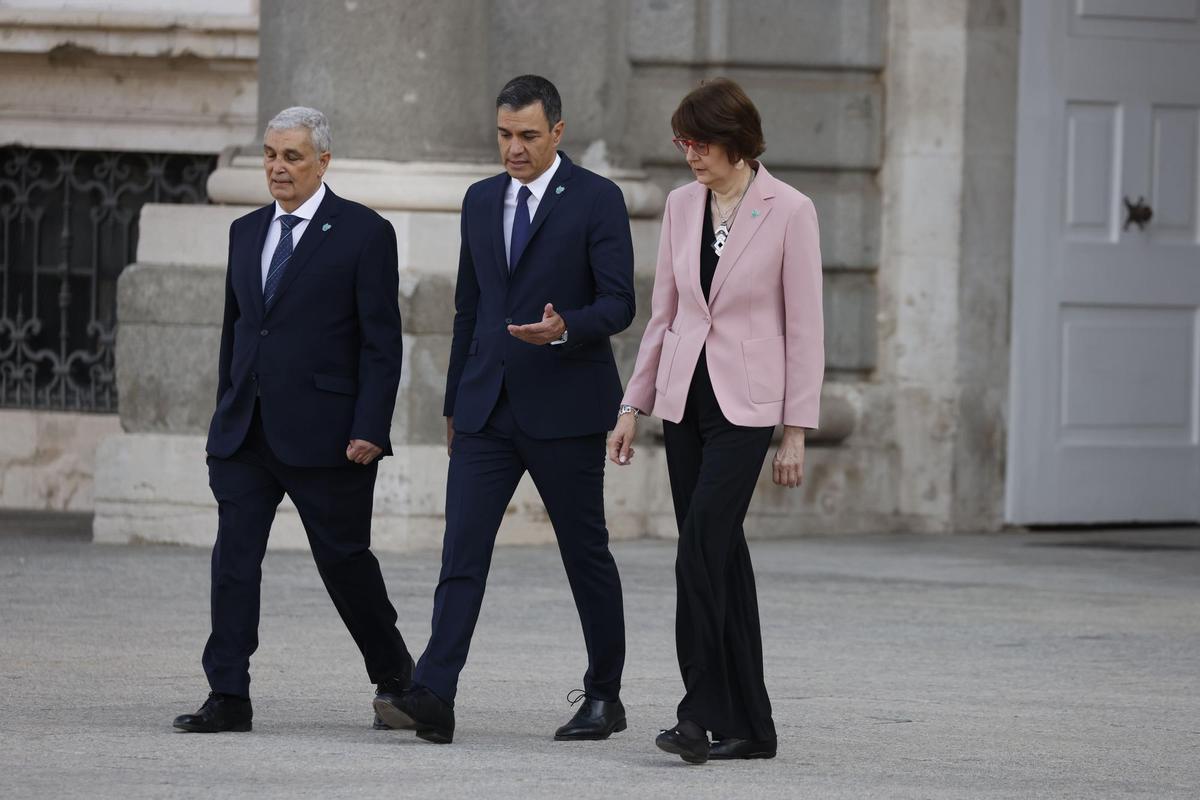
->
xmin=1123 ymin=196 xmax=1153 ymax=231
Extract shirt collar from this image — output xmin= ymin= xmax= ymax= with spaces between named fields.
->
xmin=273 ymin=181 xmax=326 ymax=222
xmin=510 ymin=153 xmax=562 ymax=202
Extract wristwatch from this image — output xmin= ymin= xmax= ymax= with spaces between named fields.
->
xmin=549 ymin=329 xmax=569 ymax=346
xmin=618 ymin=404 xmax=641 ymax=419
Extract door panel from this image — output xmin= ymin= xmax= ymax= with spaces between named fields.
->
xmin=1008 ymin=1 xmax=1200 ymax=523
xmin=1150 ymin=106 xmax=1199 ymax=241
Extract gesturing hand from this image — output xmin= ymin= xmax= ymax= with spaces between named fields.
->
xmin=346 ymin=439 xmax=383 ymax=465
xmin=507 ymin=303 xmax=566 ymax=345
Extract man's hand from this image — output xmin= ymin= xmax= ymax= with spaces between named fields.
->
xmin=772 ymin=426 xmax=806 ymax=488
xmin=507 ymin=303 xmax=567 ymax=345
xmin=346 ymin=439 xmax=383 ymax=465
xmin=446 ymin=416 xmax=455 ymax=457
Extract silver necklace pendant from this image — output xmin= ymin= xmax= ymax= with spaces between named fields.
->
xmin=711 ymin=223 xmax=729 ymax=256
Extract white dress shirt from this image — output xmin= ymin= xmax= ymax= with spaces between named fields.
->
xmin=261 ymin=182 xmax=327 ymax=290
xmin=502 ymin=153 xmax=561 ymax=264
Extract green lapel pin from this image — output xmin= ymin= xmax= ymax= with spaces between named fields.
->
xmin=555 ymin=185 xmax=565 ymax=195
xmin=322 ymin=222 xmax=332 ymax=231
xmin=751 ymin=209 xmax=760 ymax=218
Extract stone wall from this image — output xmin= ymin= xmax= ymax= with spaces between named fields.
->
xmin=0 ymin=1 xmax=258 ymax=515
xmin=91 ymin=0 xmax=1027 ymax=548
xmin=0 ymin=2 xmax=258 ymax=152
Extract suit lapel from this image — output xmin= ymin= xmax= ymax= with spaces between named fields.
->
xmin=491 ymin=175 xmax=509 ymax=283
xmin=241 ymin=204 xmax=273 ymax=321
xmin=680 ymin=183 xmax=709 ymax=313
xmin=511 ymin=153 xmax=573 ymax=274
xmin=266 ymin=188 xmax=341 ymax=313
xmin=707 ymin=168 xmax=775 ymax=306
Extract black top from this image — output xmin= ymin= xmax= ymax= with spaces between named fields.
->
xmin=700 ymin=190 xmax=719 ymax=302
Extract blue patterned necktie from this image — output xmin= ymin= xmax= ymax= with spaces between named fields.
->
xmin=264 ymin=214 xmax=301 ymax=308
xmin=509 ymin=185 xmax=532 ymax=272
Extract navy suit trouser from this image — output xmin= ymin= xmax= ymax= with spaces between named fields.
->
xmin=414 ymin=388 xmax=626 ymax=704
xmin=202 ymin=403 xmax=411 ymax=697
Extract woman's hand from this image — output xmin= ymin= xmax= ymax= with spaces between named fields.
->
xmin=772 ymin=425 xmax=806 ymax=488
xmin=607 ymin=413 xmax=638 ymax=465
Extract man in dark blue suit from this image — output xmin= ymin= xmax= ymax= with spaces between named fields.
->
xmin=374 ymin=76 xmax=633 ymax=744
xmin=173 ymin=107 xmax=413 ymax=733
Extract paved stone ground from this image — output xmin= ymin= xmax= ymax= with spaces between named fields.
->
xmin=1 ymin=513 xmax=1198 ymax=799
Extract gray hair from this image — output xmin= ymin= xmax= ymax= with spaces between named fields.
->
xmin=265 ymin=106 xmax=332 ymax=153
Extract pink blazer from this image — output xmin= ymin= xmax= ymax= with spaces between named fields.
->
xmin=622 ymin=164 xmax=824 ymax=428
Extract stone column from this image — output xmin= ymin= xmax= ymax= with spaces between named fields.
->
xmin=257 ymin=0 xmax=492 ymax=164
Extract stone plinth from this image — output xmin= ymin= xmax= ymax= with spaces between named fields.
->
xmin=97 ymin=166 xmax=860 ymax=552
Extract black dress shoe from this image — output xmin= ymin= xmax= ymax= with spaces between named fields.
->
xmin=373 ymin=685 xmax=454 ymax=744
xmin=173 ymin=692 xmax=252 ymax=733
xmin=655 ymin=724 xmax=710 ymax=764
xmin=709 ymin=736 xmax=777 ymax=760
xmin=554 ymin=691 xmax=627 ymax=740
xmin=371 ymin=668 xmax=413 ymax=730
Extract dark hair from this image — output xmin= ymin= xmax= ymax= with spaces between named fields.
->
xmin=671 ymin=77 xmax=766 ymax=163
xmin=496 ymin=74 xmax=563 ymax=128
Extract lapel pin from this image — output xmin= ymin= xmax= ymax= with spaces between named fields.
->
xmin=751 ymin=209 xmax=760 ymax=218
xmin=555 ymin=185 xmax=565 ymax=195
xmin=322 ymin=222 xmax=332 ymax=232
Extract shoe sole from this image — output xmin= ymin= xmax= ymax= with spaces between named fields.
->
xmin=371 ymin=698 xmax=419 ymax=731
xmin=709 ymin=750 xmax=776 ymax=760
xmin=372 ymin=698 xmax=453 ymax=744
xmin=415 ymin=728 xmax=453 ymax=745
xmin=554 ymin=718 xmax=628 ymax=741
xmin=655 ymin=738 xmax=708 ymax=764
xmin=172 ymin=721 xmax=252 ymax=733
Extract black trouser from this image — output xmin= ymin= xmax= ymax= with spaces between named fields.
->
xmin=414 ymin=388 xmax=625 ymax=704
xmin=202 ymin=403 xmax=411 ymax=698
xmin=661 ymin=355 xmax=777 ymax=741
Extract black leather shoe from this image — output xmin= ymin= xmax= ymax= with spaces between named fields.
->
xmin=173 ymin=692 xmax=252 ymax=733
xmin=709 ymin=736 xmax=777 ymax=760
xmin=371 ymin=669 xmax=413 ymax=730
xmin=554 ymin=690 xmax=627 ymax=740
xmin=373 ymin=685 xmax=454 ymax=744
xmin=371 ymin=656 xmax=414 ymax=730
xmin=655 ymin=725 xmax=709 ymax=764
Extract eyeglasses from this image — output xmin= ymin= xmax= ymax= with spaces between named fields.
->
xmin=672 ymin=137 xmax=710 ymax=156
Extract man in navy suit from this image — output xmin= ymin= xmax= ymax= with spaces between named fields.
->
xmin=173 ymin=107 xmax=413 ymax=733
xmin=374 ymin=76 xmax=633 ymax=744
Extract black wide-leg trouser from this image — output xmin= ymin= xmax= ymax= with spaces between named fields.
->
xmin=662 ymin=355 xmax=777 ymax=742
xmin=202 ymin=403 xmax=411 ymax=698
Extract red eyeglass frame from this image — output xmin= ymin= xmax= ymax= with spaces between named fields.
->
xmin=671 ymin=137 xmax=710 ymax=156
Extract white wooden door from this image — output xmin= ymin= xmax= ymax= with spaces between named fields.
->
xmin=1007 ymin=1 xmax=1200 ymax=524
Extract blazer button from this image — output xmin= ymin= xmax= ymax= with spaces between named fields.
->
xmin=259 ymin=329 xmax=268 ymax=337
xmin=505 ymin=317 xmax=513 ymax=324
xmin=704 ymin=316 xmax=711 ymax=324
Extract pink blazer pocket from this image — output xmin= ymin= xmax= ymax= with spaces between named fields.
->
xmin=656 ymin=329 xmax=681 ymax=394
xmin=742 ymin=335 xmax=785 ymax=403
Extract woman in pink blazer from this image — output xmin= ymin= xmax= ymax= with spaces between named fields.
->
xmin=608 ymin=78 xmax=824 ymax=764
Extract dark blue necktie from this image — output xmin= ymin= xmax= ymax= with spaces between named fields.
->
xmin=264 ymin=214 xmax=301 ymax=308
xmin=509 ymin=185 xmax=532 ymax=271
